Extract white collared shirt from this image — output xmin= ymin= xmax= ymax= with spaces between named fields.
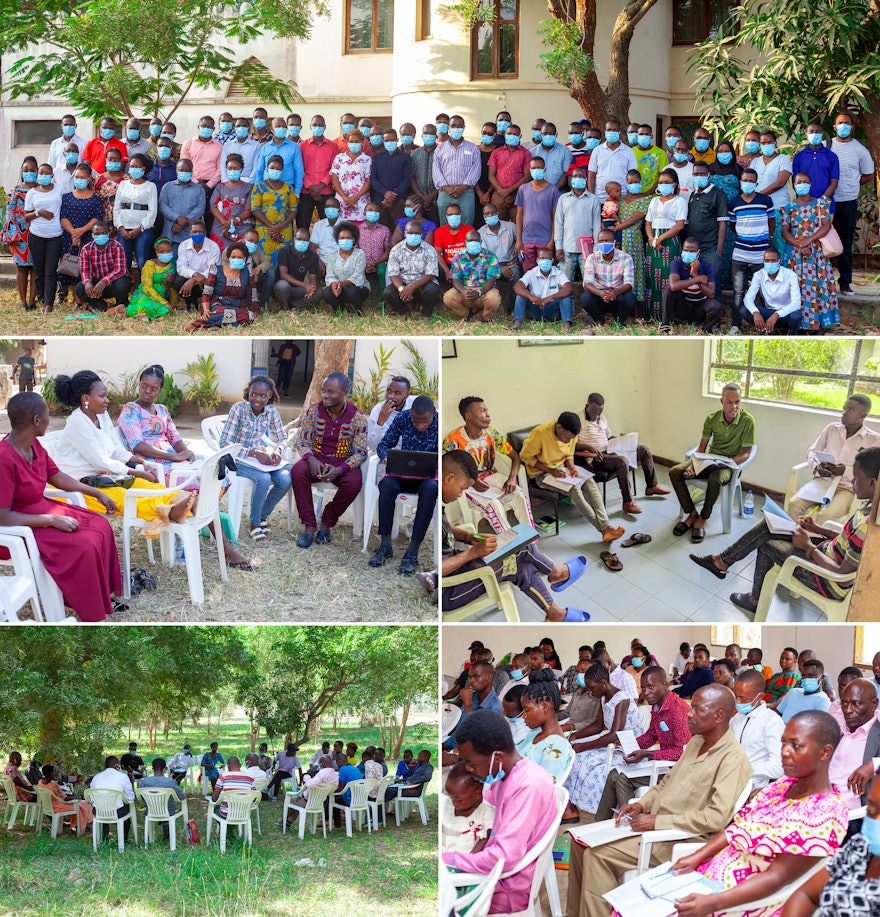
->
xmin=367 ymin=394 xmax=417 ymax=451
xmin=176 ymin=237 xmax=221 ymax=279
xmin=743 ymin=266 xmax=801 ymax=317
xmin=90 ymin=767 xmax=135 ymax=806
xmin=730 ymin=702 xmax=784 ymax=787
xmin=807 ymin=421 xmax=880 ymax=490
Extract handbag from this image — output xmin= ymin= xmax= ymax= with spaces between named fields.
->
xmin=820 ymin=225 xmax=843 ymax=258
xmin=57 ymin=245 xmax=81 ymax=279
xmin=79 ymin=474 xmax=136 ymax=489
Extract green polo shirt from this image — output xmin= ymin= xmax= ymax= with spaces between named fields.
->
xmin=701 ymin=408 xmax=756 ymax=458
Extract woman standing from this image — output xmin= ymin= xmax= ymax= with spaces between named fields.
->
xmin=709 ymin=140 xmax=744 ymax=289
xmin=330 ymin=130 xmax=373 ymax=224
xmin=251 ymin=154 xmax=297 ymax=267
xmin=754 ymin=129 xmax=793 ymax=255
xmin=209 ymin=151 xmax=253 ymax=248
xmin=644 ymin=169 xmax=686 ymax=320
xmin=781 ymin=174 xmax=840 ymax=331
xmin=517 ymin=670 xmax=575 ymax=786
xmin=95 ymin=147 xmax=125 ymax=225
xmin=113 ymin=153 xmax=157 ymax=284
xmin=614 ymin=169 xmax=650 ymax=304
xmin=737 ymin=129 xmax=763 ymax=170
xmin=23 ymin=163 xmax=64 ymax=313
xmin=59 ymin=164 xmax=103 ymax=303
xmin=2 ymin=157 xmax=38 ymax=310
xmin=321 ymin=221 xmax=370 ymax=313
xmin=187 ymin=242 xmax=257 ymax=329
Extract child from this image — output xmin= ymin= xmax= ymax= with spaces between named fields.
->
xmin=602 ymin=182 xmax=622 ymax=243
xmin=441 ymin=762 xmax=496 ymax=853
xmin=109 ymin=236 xmax=175 ymax=320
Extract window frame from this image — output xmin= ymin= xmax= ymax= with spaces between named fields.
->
xmin=672 ymin=0 xmax=736 ymax=46
xmin=471 ymin=0 xmax=519 ymax=81
xmin=416 ymin=0 xmax=432 ymax=40
xmin=854 ymin=626 xmax=880 ymax=667
xmin=344 ymin=0 xmax=394 ymax=54
xmin=13 ymin=120 xmax=61 ymax=148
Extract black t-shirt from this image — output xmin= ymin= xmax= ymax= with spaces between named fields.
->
xmin=16 ymin=355 xmax=35 ymax=382
xmin=120 ymin=753 xmax=144 ymax=771
xmin=277 ymin=246 xmax=319 ymax=283
xmin=686 ymin=185 xmax=729 ymax=249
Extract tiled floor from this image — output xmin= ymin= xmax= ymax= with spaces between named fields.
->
xmin=461 ymin=466 xmax=831 ymax=624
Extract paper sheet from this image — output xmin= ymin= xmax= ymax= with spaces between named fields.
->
xmin=604 ymin=862 xmax=723 ymax=917
xmin=794 ymin=476 xmax=841 ymax=506
xmin=691 ymin=452 xmax=741 ymax=475
xmin=607 ymin=433 xmax=639 ymax=469
xmin=812 ymin=451 xmax=837 ymax=466
xmin=566 ymin=818 xmax=637 ymax=849
xmin=540 ymin=467 xmax=594 ymax=492
xmin=616 ymin=729 xmax=641 ymax=756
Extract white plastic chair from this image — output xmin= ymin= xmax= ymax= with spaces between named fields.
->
xmin=1 ymin=774 xmax=38 ymax=830
xmin=443 ymin=703 xmax=462 ymax=741
xmin=201 ymin=414 xmax=293 ymax=540
xmin=442 ymin=859 xmax=504 ymax=917
xmin=0 ymin=559 xmax=42 ymax=622
xmin=85 ymin=787 xmax=138 ymax=852
xmin=391 ymin=782 xmax=429 ymax=827
xmin=249 ymin=777 xmax=269 ymax=835
xmin=284 ymin=781 xmax=333 ymax=839
xmin=367 ymin=774 xmax=396 ymax=830
xmin=442 ymin=565 xmax=521 ymax=623
xmin=684 ymin=443 xmax=758 ymax=534
xmin=35 ymin=785 xmax=81 ymax=839
xmin=331 ymin=778 xmax=374 ymax=837
xmin=783 ymin=461 xmax=861 ymax=519
xmin=206 ymin=789 xmax=260 ymax=854
xmin=136 ymin=787 xmax=188 ymax=851
xmin=754 ymin=553 xmax=855 ymax=622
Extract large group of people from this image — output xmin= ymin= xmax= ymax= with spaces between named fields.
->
xmin=2 ymin=108 xmax=873 ymax=332
xmin=440 ymin=385 xmax=879 ymax=619
xmin=441 ymin=638 xmax=880 ymax=916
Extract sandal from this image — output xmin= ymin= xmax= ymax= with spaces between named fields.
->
xmin=250 ymin=526 xmax=267 ymax=541
xmin=689 ymin=554 xmax=727 ymax=580
xmin=600 ymin=551 xmax=623 ymax=572
xmin=672 ymin=521 xmax=693 ymax=537
xmin=550 ymin=555 xmax=588 ymax=593
xmin=691 ymin=528 xmax=706 ymax=543
xmin=620 ymin=533 xmax=652 ymax=548
xmin=315 ymin=529 xmax=332 ymax=545
xmin=562 ymin=608 xmax=591 ymax=622
xmin=228 ymin=560 xmax=255 ymax=572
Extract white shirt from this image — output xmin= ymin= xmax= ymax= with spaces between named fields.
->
xmin=176 ymin=237 xmax=221 ymax=279
xmin=753 ymin=153 xmax=794 ymax=210
xmin=806 ymin=422 xmax=880 ymax=490
xmin=54 ymin=409 xmax=134 ymax=480
xmin=831 ymin=138 xmax=875 ymax=202
xmin=242 ymin=765 xmax=266 ymax=782
xmin=730 ymin=702 xmax=784 ymax=787
xmin=53 ymin=164 xmax=79 ymax=195
xmin=672 ymin=651 xmax=693 ymax=673
xmin=113 ymin=179 xmax=158 ymax=231
xmin=588 ymin=142 xmax=638 ymax=203
xmin=23 ymin=186 xmax=63 ymax=238
xmin=309 ymin=749 xmax=330 ymax=768
xmin=670 ymin=161 xmax=695 ymax=205
xmin=168 ymin=752 xmax=196 ymax=773
xmin=577 ymin=414 xmax=612 ymax=451
xmin=610 ymin=666 xmax=639 ymax=701
xmin=743 ymin=265 xmax=801 ymax=317
xmin=519 ymin=264 xmax=570 ymax=298
xmin=49 ymin=133 xmax=87 ymax=171
xmin=367 ymin=394 xmax=416 ymax=451
xmin=646 ymin=194 xmax=687 ymax=231
xmin=90 ymin=767 xmax=135 ymax=807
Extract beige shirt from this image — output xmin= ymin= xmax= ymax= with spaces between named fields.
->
xmin=577 ymin=415 xmax=612 ymax=452
xmin=807 ymin=422 xmax=880 ymax=490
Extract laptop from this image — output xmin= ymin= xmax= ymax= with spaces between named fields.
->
xmin=385 ymin=449 xmax=438 ymax=480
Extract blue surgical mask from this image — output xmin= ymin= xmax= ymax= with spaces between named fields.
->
xmin=694 ymin=138 xmax=710 ymax=152
xmin=92 ymin=234 xmax=109 ymax=246
xmin=158 ymin=251 xmax=174 ymax=263
xmin=465 ymin=240 xmax=482 ymax=255
xmin=835 ymin=124 xmax=852 ymax=139
xmin=740 ymin=181 xmax=757 ymax=194
xmin=807 ymin=133 xmax=822 ymax=146
xmin=235 ymin=126 xmax=250 ymax=140
xmin=37 ymin=174 xmax=53 ymax=186
xmin=127 ymin=128 xmax=141 ymax=141
xmin=627 ymin=132 xmax=638 ymax=146
xmin=860 ymin=814 xmax=880 ymax=856
xmin=541 ymin=135 xmax=557 ymax=148
xmin=745 ymin=140 xmax=761 ymax=154
xmin=481 ymin=134 xmax=495 ymax=146
xmin=637 ymin=135 xmax=652 ymax=149
xmin=436 ymin=123 xmax=449 ymax=135
xmin=199 ymin=126 xmax=214 ymax=140
xmin=106 ymin=161 xmax=122 ymax=172
xmin=673 ymin=152 xmax=688 ymax=163
xmin=496 ymin=120 xmax=510 ymax=132
xmin=341 ymin=123 xmax=355 ymax=135
xmin=361 ymin=127 xmax=372 ymax=137
xmin=337 ymin=237 xmax=356 ymax=253
xmin=365 ymin=210 xmax=381 ymax=223
xmin=324 ymin=207 xmax=339 ymax=220
xmin=384 ymin=140 xmax=398 ymax=153
xmin=681 ymin=250 xmax=699 ymax=264
xmin=160 ymin=133 xmax=175 ymax=142
xmin=531 ymin=130 xmax=542 ymax=143
xmin=227 ymin=169 xmax=242 ymax=181
xmin=764 ymin=261 xmax=780 ymax=275
xmin=537 ymin=258 xmax=552 ymax=273
xmin=294 ymin=239 xmax=310 ymax=253
xmin=576 ymin=673 xmax=586 ymax=689
xmin=627 ymin=182 xmax=643 ymax=194
xmin=597 ymin=242 xmax=615 ymax=255
xmin=401 ymin=135 xmax=414 ymax=146
xmin=370 ymin=135 xmax=383 ymax=147
xmin=449 ymin=127 xmax=464 ymax=141
xmin=245 ymin=240 xmax=259 ymax=254
xmin=149 ymin=124 xmax=163 ymax=138
xmin=405 ymin=233 xmax=422 ymax=247
xmin=253 ymin=118 xmax=267 ymax=131
xmin=219 ymin=121 xmax=233 ymax=134
xmin=479 ymin=751 xmax=506 ymax=786
xmin=735 ymin=700 xmax=756 ymax=716
xmin=585 ymin=138 xmax=601 ymax=151
xmin=267 ymin=168 xmax=283 ymax=181
xmin=422 ymin=134 xmax=437 ymax=147
xmin=665 ymin=135 xmax=679 ymax=149
xmin=694 ymin=175 xmax=710 ymax=189
xmin=530 ymin=168 xmax=545 ymax=181
xmin=753 ymin=664 xmax=764 ymax=672
xmin=348 ymin=142 xmax=362 ymax=154
xmin=73 ymin=177 xmax=89 ymax=190
xmin=288 ymin=125 xmax=301 ymax=138
xmin=717 ymin=151 xmax=734 ymax=165
xmin=65 ymin=152 xmax=79 ymax=165
xmin=158 ymin=147 xmax=172 ymax=161
xmin=761 ymin=143 xmax=776 ymax=156
xmin=498 ymin=134 xmax=518 ymax=149
xmin=273 ymin=127 xmax=288 ymax=140
xmin=404 ymin=206 xmax=417 ymax=218
xmin=605 ymin=131 xmax=620 ymax=144
xmin=190 ymin=233 xmax=206 ymax=245
xmin=794 ymin=182 xmax=812 ymax=196
xmin=569 ymin=133 xmax=584 ymax=145
xmin=62 ymin=124 xmax=76 ymax=138
xmin=229 ymin=257 xmax=246 ymax=270
xmin=129 ymin=167 xmax=144 ymax=180
xmin=100 ymin=127 xmax=115 ymax=141
xmin=571 ymin=177 xmax=587 ymax=190
xmin=484 ymin=213 xmax=500 ymax=227
xmin=801 ymin=677 xmax=821 ymax=693
xmin=510 ymin=667 xmax=525 ymax=682
xmin=177 ymin=171 xmax=192 ymax=183
xmin=657 ymin=182 xmax=674 ymax=196
xmin=447 ymin=214 xmax=462 ymax=228
xmin=631 ymin=657 xmax=644 ymax=668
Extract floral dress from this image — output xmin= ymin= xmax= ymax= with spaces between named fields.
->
xmin=564 ymin=691 xmax=644 ymax=813
xmin=192 ymin=264 xmax=257 ymax=328
xmin=699 ymin=777 xmax=848 ymax=917
xmin=127 ymin=258 xmax=175 ymax=319
xmin=330 ymin=151 xmax=372 ymax=222
xmin=118 ymin=402 xmax=199 ymax=491
xmin=95 ymin=174 xmax=123 ymax=226
xmin=618 ymin=193 xmax=650 ymax=301
xmin=2 ymin=186 xmax=33 ymax=266
xmin=764 ymin=671 xmax=800 ymax=704
xmin=250 ymin=181 xmax=297 ymax=266
xmin=209 ymin=181 xmax=254 ymax=247
xmin=517 ymin=729 xmax=575 ymax=786
xmin=781 ymin=196 xmax=840 ymax=330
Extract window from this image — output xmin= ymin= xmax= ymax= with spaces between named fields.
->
xmin=472 ymin=0 xmax=518 ymax=80
xmin=673 ymin=0 xmax=736 ymax=44
xmin=417 ymin=0 xmax=432 ymax=40
xmin=708 ymin=340 xmax=880 ymax=417
xmin=14 ymin=121 xmax=59 ymax=147
xmin=710 ymin=624 xmax=763 ymax=650
xmin=855 ymin=626 xmax=880 ymax=667
xmin=346 ymin=0 xmax=394 ymax=52
xmin=670 ymin=117 xmax=702 ymax=148
xmin=227 ymin=58 xmax=265 ymax=99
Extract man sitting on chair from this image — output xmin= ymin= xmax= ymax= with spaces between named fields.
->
xmin=211 ymin=757 xmax=255 ymax=819
xmin=574 ymin=391 xmax=669 ymax=515
xmin=366 ymin=376 xmax=415 ymax=451
xmin=168 ymin=744 xmax=196 ymax=785
xmin=669 ymin=382 xmax=756 ymax=543
xmin=368 ymin=395 xmax=439 ymax=576
xmin=139 ymin=757 xmax=187 ymax=836
xmin=786 ymin=394 xmax=880 ymax=524
xmin=443 ymin=395 xmax=533 ymax=531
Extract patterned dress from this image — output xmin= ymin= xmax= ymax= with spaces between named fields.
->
xmin=95 ymin=174 xmax=123 ymax=226
xmin=2 ymin=186 xmax=33 ymax=266
xmin=118 ymin=402 xmax=200 ymax=491
xmin=127 ymin=258 xmax=175 ymax=319
xmin=764 ymin=671 xmax=801 ymax=704
xmin=192 ymin=264 xmax=257 ymax=328
xmin=618 ymin=193 xmax=650 ymax=301
xmin=330 ymin=151 xmax=372 ymax=222
xmin=250 ymin=181 xmax=297 ymax=266
xmin=699 ymin=777 xmax=848 ymax=917
xmin=781 ymin=197 xmax=840 ymax=330
xmin=819 ymin=834 xmax=880 ymax=916
xmin=209 ymin=181 xmax=254 ymax=247
xmin=564 ymin=691 xmax=644 ymax=813
xmin=517 ymin=729 xmax=575 ymax=786
xmin=59 ymin=191 xmax=104 ymax=290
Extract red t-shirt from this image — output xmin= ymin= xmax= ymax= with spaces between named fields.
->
xmin=82 ymin=137 xmax=128 ymax=175
xmin=434 ymin=223 xmax=474 ymax=266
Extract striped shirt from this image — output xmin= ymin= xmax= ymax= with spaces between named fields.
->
xmin=729 ymin=193 xmax=774 ymax=264
xmin=215 ymin=771 xmax=255 ymax=817
xmin=410 ymin=146 xmax=436 ymax=197
xmin=432 ymin=139 xmax=482 ymax=188
xmin=219 ymin=401 xmax=285 ymax=452
xmin=818 ymin=505 xmax=869 ymax=598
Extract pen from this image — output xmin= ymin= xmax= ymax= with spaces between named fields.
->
xmin=611 ymin=808 xmax=632 ymax=821
xmin=472 ymin=534 xmax=487 ymax=542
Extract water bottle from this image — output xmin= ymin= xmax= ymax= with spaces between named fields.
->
xmin=744 ymin=490 xmax=754 ymax=518
xmin=173 ymin=536 xmax=186 ymax=566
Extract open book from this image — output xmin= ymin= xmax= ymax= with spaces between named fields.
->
xmin=691 ymin=452 xmax=741 ymax=476
xmin=604 ymin=862 xmax=724 ymax=917
xmin=467 ymin=471 xmax=509 ymax=502
xmin=566 ymin=817 xmax=638 ymax=849
xmin=607 ymin=433 xmax=639 ymax=469
xmin=541 ymin=466 xmax=594 ymax=493
xmin=762 ymin=495 xmax=798 ymax=535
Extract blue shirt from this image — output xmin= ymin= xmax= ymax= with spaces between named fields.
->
xmin=371 ymin=149 xmax=413 ymax=200
xmin=377 ymin=409 xmax=438 ymax=460
xmin=528 ymin=143 xmax=573 ymax=185
xmin=395 ymin=760 xmax=415 ymax=780
xmin=200 ymin=752 xmax=225 ymax=781
xmin=147 ymin=161 xmax=179 ymax=197
xmin=337 ymin=764 xmax=361 ymax=804
xmin=791 ymin=145 xmax=840 ymax=213
xmin=444 ymin=688 xmax=504 ymax=749
xmin=221 ymin=137 xmax=262 ymax=184
xmin=254 ymin=138 xmax=304 ymax=194
xmin=159 ymin=180 xmax=209 ymax=244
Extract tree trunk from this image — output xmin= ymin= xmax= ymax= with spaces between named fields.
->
xmin=392 ymin=704 xmax=411 ymax=760
xmin=859 ymin=93 xmax=880 ymax=201
xmin=299 ymin=339 xmax=354 ymax=418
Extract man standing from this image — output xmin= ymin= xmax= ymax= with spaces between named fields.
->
xmin=411 ymin=124 xmax=440 ymax=224
xmin=124 ymin=117 xmax=151 ymax=161
xmin=158 ymin=161 xmax=208 ymax=251
xmin=487 ymin=124 xmax=531 ymax=220
xmin=296 ymin=115 xmax=337 ymax=229
xmin=529 ymin=122 xmax=573 ymax=190
xmin=632 ymin=124 xmax=668 ymax=194
xmin=687 ymin=163 xmax=729 ymax=278
xmin=274 ymin=340 xmax=302 ymax=399
xmin=367 ymin=377 xmax=415 ymax=451
xmin=179 ymin=116 xmax=223 ymax=225
xmin=12 ymin=346 xmax=36 ymax=393
xmin=372 ymin=129 xmax=413 ymax=228
xmin=432 ymin=115 xmax=481 ymax=227
xmin=250 ymin=108 xmax=272 ymax=145
xmin=729 ymin=168 xmax=776 ymax=332
xmin=254 ymin=117 xmax=304 ymax=195
xmin=554 ymin=166 xmax=602 ymax=286
xmin=515 ymin=156 xmax=560 ymax=272
xmin=587 ymin=120 xmax=637 ymax=204
xmin=48 ymin=115 xmax=86 ymax=171
xmin=730 ymin=669 xmax=784 ymax=787
xmin=222 ymin=119 xmax=261 ymax=184
xmin=792 ymin=122 xmax=840 ymax=216
xmin=443 ymin=230 xmax=502 ymax=321
xmin=82 ymin=117 xmax=127 ymax=174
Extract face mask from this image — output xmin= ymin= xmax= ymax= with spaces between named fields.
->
xmin=436 ymin=123 xmax=449 ymax=135
xmin=537 ymin=258 xmax=553 ymax=273
xmin=666 ymin=136 xmax=679 ymax=149
xmin=801 ymin=677 xmax=821 ymax=693
xmin=761 ymin=143 xmax=776 ymax=156
xmin=484 ymin=213 xmax=500 ymax=227
xmin=735 ymin=700 xmax=756 ymax=716
xmin=158 ymin=147 xmax=172 ymax=161
xmin=348 ymin=143 xmax=362 ymax=154
xmin=100 ymin=127 xmax=115 ymax=141
xmin=585 ymin=138 xmax=601 ymax=151
xmin=21 ymin=169 xmax=37 ymax=183
xmin=627 ymin=182 xmax=643 ymax=194
xmin=861 ymin=813 xmax=880 ymax=856
xmin=370 ymin=135 xmax=383 ymax=147
xmin=449 ymin=127 xmax=464 ymax=141
xmin=365 ymin=210 xmax=381 ymax=223
xmin=92 ymin=234 xmax=109 ymax=246
xmin=324 ymin=208 xmax=339 ymax=220
xmin=637 ymin=135 xmax=652 ymax=149
xmin=745 ymin=140 xmax=761 ymax=154
xmin=404 ymin=206 xmax=417 ymax=218
xmin=496 ymin=120 xmax=510 ymax=132
xmin=37 ymin=174 xmax=53 ymax=186
xmin=835 ymin=123 xmax=852 ymax=139
xmin=673 ymin=152 xmax=689 ymax=163
xmin=764 ymin=261 xmax=780 ymax=275
xmin=127 ymin=129 xmax=141 ymax=142
xmin=190 ymin=232 xmax=205 ymax=245
xmin=267 ymin=168 xmax=283 ymax=181
xmin=631 ymin=657 xmax=644 ymax=668
xmin=65 ymin=152 xmax=79 ymax=165
xmin=149 ymin=124 xmax=163 ymax=138
xmin=422 ymin=134 xmax=437 ymax=147
xmin=288 ymin=125 xmax=301 ymax=138
xmin=569 ymin=133 xmax=584 ymax=145
xmin=740 ymin=181 xmax=757 ymax=194
xmin=235 ymin=126 xmax=250 ymax=140
xmin=341 ymin=123 xmax=355 ymax=135
xmin=805 ymin=132 xmax=822 ymax=146
xmin=481 ymin=134 xmax=495 ymax=146
xmin=605 ymin=131 xmax=620 ymax=144
xmin=129 ymin=167 xmax=144 ymax=180
xmin=62 ymin=124 xmax=76 ymax=138
xmin=219 ymin=121 xmax=233 ymax=134
xmin=694 ymin=138 xmax=710 ymax=152
xmin=541 ymin=135 xmax=557 ymax=148
xmin=479 ymin=751 xmax=506 ymax=786
xmin=245 ymin=240 xmax=258 ymax=254
xmin=361 ymin=127 xmax=372 ymax=137
xmin=717 ymin=151 xmax=733 ymax=164
xmin=157 ymin=251 xmax=174 ymax=263
xmin=681 ymin=250 xmax=699 ymax=264
xmin=465 ymin=240 xmax=482 ymax=255
xmin=268 ymin=126 xmax=285 ymax=140
xmin=627 ymin=132 xmax=638 ymax=146
xmin=338 ymin=238 xmax=355 ymax=252
xmin=694 ymin=175 xmax=710 ymax=189
xmin=794 ymin=182 xmax=812 ymax=197
xmin=384 ymin=140 xmax=398 ymax=153
xmin=405 ymin=233 xmax=422 ymax=247
xmin=294 ymin=239 xmax=310 ymax=253
xmin=657 ymin=182 xmax=674 ymax=196
xmin=576 ymin=673 xmax=586 ymax=688
xmin=447 ymin=214 xmax=462 ymax=228
xmin=106 ymin=160 xmax=122 ymax=172
xmin=73 ymin=177 xmax=89 ymax=190
xmin=226 ymin=168 xmax=242 ymax=181
xmin=530 ymin=168 xmax=545 ymax=181
xmin=229 ymin=257 xmax=246 ymax=270
xmin=571 ymin=177 xmax=587 ymax=190
xmin=161 ymin=133 xmax=175 ymax=143
xmin=253 ymin=118 xmax=267 ymax=131
xmin=177 ymin=171 xmax=192 ymax=183
xmin=401 ymin=135 xmax=414 ymax=146
xmin=196 ymin=126 xmax=212 ymax=140
xmin=597 ymin=242 xmax=615 ymax=255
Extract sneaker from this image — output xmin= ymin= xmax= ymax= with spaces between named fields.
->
xmin=840 ymin=285 xmax=855 ymax=296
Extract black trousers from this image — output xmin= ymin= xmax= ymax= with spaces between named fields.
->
xmin=30 ymin=234 xmax=62 ymax=307
xmin=74 ymin=277 xmax=132 ymax=307
xmin=581 ymin=290 xmax=637 ymax=323
xmin=321 ymin=284 xmax=369 ymax=313
xmin=832 ymin=198 xmax=858 ymax=287
xmin=378 ymin=476 xmax=438 ymax=546
xmin=663 ymin=288 xmax=722 ymax=331
xmin=382 ymin=281 xmax=441 ymax=316
xmin=173 ymin=274 xmax=203 ymax=307
xmin=296 ymin=193 xmax=330 ymax=230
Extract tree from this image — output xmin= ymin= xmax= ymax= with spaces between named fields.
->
xmin=0 ymin=0 xmax=327 ymax=121
xmin=299 ymin=338 xmax=354 ymax=415
xmin=688 ymin=0 xmax=880 ymax=198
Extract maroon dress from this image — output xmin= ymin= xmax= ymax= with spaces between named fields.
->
xmin=0 ymin=438 xmax=122 ymax=621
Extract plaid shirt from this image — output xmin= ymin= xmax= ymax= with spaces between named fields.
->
xmin=583 ymin=249 xmax=634 ymax=291
xmin=297 ymin=401 xmax=368 ymax=469
xmin=377 ymin=409 xmax=438 ymax=460
xmin=79 ymin=238 xmax=129 ymax=284
xmin=410 ymin=146 xmax=436 ymax=197
xmin=219 ymin=401 xmax=285 ymax=451
xmin=450 ymin=249 xmax=501 ymax=287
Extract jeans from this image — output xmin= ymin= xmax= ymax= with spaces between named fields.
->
xmin=234 ymin=461 xmax=292 ymax=528
xmin=75 ymin=277 xmax=132 ymax=307
xmin=580 ymin=290 xmax=637 ymax=323
xmin=377 ymin=476 xmax=438 ymax=549
xmin=513 ymin=294 xmax=574 ymax=323
xmin=738 ymin=304 xmax=802 ymax=333
xmin=120 ymin=228 xmax=154 ymax=270
xmin=563 ymin=252 xmax=586 ymax=284
xmin=669 ymin=460 xmax=732 ymax=520
xmin=832 ymin=198 xmax=858 ymax=287
xmin=697 ymin=247 xmax=721 ymax=279
xmin=437 ymin=188 xmax=475 ymax=227
xmin=731 ymin=259 xmax=762 ymax=321
xmin=29 ymin=233 xmax=62 ymax=307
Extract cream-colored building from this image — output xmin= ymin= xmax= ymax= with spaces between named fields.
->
xmin=0 ymin=0 xmax=724 ymax=188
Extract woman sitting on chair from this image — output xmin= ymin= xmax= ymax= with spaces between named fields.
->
xmin=517 ymin=669 xmax=575 ymax=786
xmin=670 ymin=711 xmax=848 ymax=917
xmin=0 ymin=392 xmax=123 ymax=621
xmin=38 ymin=764 xmax=93 ymax=834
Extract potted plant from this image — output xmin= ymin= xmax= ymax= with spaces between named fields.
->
xmin=181 ymin=354 xmax=221 ymax=418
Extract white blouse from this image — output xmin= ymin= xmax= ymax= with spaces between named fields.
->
xmin=54 ymin=409 xmax=134 ymax=480
xmin=113 ymin=179 xmax=158 ymax=231
xmin=646 ymin=194 xmax=687 ymax=231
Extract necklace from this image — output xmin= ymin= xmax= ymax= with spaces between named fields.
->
xmin=9 ymin=438 xmax=34 ymax=466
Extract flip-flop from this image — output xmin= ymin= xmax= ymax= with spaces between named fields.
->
xmin=600 ymin=551 xmax=623 ymax=572
xmin=563 ymin=608 xmax=591 ymax=622
xmin=689 ymin=554 xmax=727 ymax=580
xmin=228 ymin=560 xmax=255 ymax=572
xmin=551 ymin=555 xmax=588 ymax=592
xmin=620 ymin=533 xmax=652 ymax=548
xmin=672 ymin=521 xmax=692 ymax=537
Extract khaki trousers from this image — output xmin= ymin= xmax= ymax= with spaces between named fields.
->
xmin=786 ymin=487 xmax=855 ymax=525
xmin=443 ymin=286 xmax=502 ymax=320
